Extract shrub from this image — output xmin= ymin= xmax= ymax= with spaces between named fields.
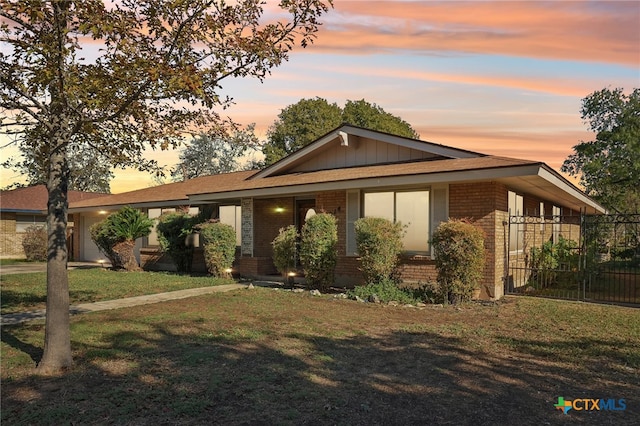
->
xmin=156 ymin=211 xmax=198 ymax=273
xmin=431 ymin=219 xmax=485 ymax=304
xmin=528 ymin=236 xmax=579 ymax=288
xmin=354 ymin=217 xmax=404 ymax=284
xmin=347 ymin=278 xmax=416 ymax=304
xmin=198 ymin=221 xmax=237 ymax=277
xmin=90 ymin=206 xmax=154 ymax=271
xmin=299 ymin=213 xmax=337 ymax=291
xmin=22 ymin=225 xmax=47 ymax=261
xmin=272 ymin=225 xmax=298 ymax=276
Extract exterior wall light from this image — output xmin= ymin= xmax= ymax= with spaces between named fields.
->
xmin=274 ymin=207 xmax=285 ymax=213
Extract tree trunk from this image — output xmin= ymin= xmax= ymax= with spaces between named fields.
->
xmin=37 ymin=148 xmax=73 ymax=373
xmin=37 ymin=0 xmax=73 ymax=372
xmin=112 ymin=240 xmax=141 ymax=271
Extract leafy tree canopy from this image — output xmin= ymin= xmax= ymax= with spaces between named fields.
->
xmin=2 ymin=137 xmax=114 ymax=192
xmin=561 ymin=88 xmax=640 ymax=213
xmin=0 ymin=0 xmax=331 ymax=373
xmin=262 ymin=97 xmax=420 ymax=165
xmin=171 ymin=124 xmax=258 ymax=181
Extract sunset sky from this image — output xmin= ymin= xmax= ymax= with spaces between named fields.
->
xmin=1 ymin=0 xmax=638 ymax=194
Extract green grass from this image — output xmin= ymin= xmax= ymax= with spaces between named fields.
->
xmin=0 ymin=268 xmax=235 ymax=314
xmin=1 ymin=292 xmax=639 ymax=425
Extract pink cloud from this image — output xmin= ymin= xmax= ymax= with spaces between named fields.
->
xmin=313 ymin=1 xmax=639 ymax=66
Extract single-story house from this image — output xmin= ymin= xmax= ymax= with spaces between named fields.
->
xmin=68 ymin=124 xmax=605 ymax=299
xmin=0 ymin=185 xmax=107 ymax=258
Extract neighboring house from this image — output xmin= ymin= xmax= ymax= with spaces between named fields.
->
xmin=69 ymin=125 xmax=605 ymax=299
xmin=0 ymin=185 xmax=107 ymax=259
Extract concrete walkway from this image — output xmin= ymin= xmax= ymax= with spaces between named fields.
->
xmin=1 ymin=283 xmax=251 ymax=326
xmin=0 ymin=261 xmax=106 ymax=275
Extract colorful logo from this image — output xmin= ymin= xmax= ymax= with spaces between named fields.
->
xmin=554 ymin=397 xmax=626 ymax=415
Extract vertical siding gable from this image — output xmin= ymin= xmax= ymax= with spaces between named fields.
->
xmin=290 ymin=137 xmax=441 ymax=173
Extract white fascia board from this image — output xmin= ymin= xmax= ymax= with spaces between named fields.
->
xmin=537 ymin=167 xmax=606 ymax=214
xmin=188 ymin=164 xmax=543 ymax=203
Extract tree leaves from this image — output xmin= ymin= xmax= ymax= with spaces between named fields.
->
xmin=562 ymin=88 xmax=640 ymax=213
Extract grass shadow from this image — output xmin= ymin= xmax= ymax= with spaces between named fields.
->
xmin=2 ymin=317 xmax=638 ymax=425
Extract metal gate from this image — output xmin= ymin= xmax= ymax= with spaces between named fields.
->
xmin=505 ymin=212 xmax=640 ymax=305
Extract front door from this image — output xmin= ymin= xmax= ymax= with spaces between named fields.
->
xmin=296 ymin=199 xmax=316 ymax=234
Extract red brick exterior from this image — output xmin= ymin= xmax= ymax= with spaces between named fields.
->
xmin=449 ymin=182 xmax=508 ymax=299
xmin=137 ymin=185 xmax=583 ymax=300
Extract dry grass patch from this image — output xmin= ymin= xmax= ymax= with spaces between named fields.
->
xmin=2 ymin=289 xmax=639 ymax=425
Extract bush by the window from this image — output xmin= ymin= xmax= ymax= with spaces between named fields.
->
xmin=272 ymin=225 xmax=298 ymax=276
xmin=431 ymin=219 xmax=485 ymax=304
xmin=90 ymin=206 xmax=154 ymax=271
xmin=156 ymin=211 xmax=198 ymax=273
xmin=22 ymin=225 xmax=47 ymax=262
xmin=355 ymin=217 xmax=404 ymax=284
xmin=197 ymin=221 xmax=237 ymax=277
xmin=299 ymin=213 xmax=337 ymax=291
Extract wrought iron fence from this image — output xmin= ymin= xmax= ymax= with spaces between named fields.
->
xmin=505 ymin=212 xmax=640 ymax=305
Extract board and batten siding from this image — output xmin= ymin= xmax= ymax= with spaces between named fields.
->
xmin=290 ymin=137 xmax=440 ymax=172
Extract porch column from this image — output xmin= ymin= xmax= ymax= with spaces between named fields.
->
xmin=241 ymin=198 xmax=253 ymax=257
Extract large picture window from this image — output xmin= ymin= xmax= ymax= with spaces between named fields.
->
xmin=363 ymin=190 xmax=430 ymax=253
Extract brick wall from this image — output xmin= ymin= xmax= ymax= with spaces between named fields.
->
xmin=0 ymin=212 xmax=24 ymax=258
xmin=449 ymin=182 xmax=508 ymax=299
xmin=252 ymin=198 xmax=294 ymax=258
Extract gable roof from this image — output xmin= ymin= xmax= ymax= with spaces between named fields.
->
xmin=0 ymin=185 xmax=108 ymax=214
xmin=251 ymin=124 xmax=483 ymax=179
xmin=67 ymin=125 xmax=606 ymax=215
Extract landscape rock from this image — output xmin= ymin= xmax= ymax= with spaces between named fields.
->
xmin=416 ymin=302 xmax=427 ymax=307
xmin=310 ymin=289 xmax=321 ymax=296
xmin=367 ymin=294 xmax=380 ymax=304
xmin=387 ymin=301 xmax=399 ymax=307
xmin=354 ymin=296 xmax=366 ymax=303
xmin=334 ymin=293 xmax=348 ymax=299
xmin=246 ymin=283 xmax=255 ymax=290
xmin=292 ymin=288 xmax=304 ymax=293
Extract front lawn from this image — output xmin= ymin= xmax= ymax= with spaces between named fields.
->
xmin=1 ymin=290 xmax=639 ymax=425
xmin=0 ymin=268 xmax=235 ymax=314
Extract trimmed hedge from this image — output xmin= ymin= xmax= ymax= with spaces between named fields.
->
xmin=22 ymin=225 xmax=47 ymax=262
xmin=431 ymin=219 xmax=485 ymax=304
xmin=272 ymin=225 xmax=298 ymax=276
xmin=354 ymin=217 xmax=404 ymax=284
xmin=198 ymin=221 xmax=237 ymax=277
xmin=299 ymin=213 xmax=337 ymax=291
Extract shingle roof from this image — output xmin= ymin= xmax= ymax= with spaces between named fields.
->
xmin=0 ymin=185 xmax=108 ymax=213
xmin=69 ymin=170 xmax=256 ymax=209
xmin=188 ymin=156 xmax=538 ymax=195
xmin=68 ymin=156 xmax=538 ymax=209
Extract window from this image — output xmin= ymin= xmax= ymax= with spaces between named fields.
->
xmin=552 ymin=205 xmax=562 ymax=242
xmin=508 ymin=191 xmax=523 ymax=252
xmin=16 ymin=215 xmax=46 ymax=232
xmin=146 ymin=207 xmax=198 ymax=246
xmin=363 ymin=190 xmax=430 ymax=253
xmin=219 ymin=205 xmax=242 ymax=246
